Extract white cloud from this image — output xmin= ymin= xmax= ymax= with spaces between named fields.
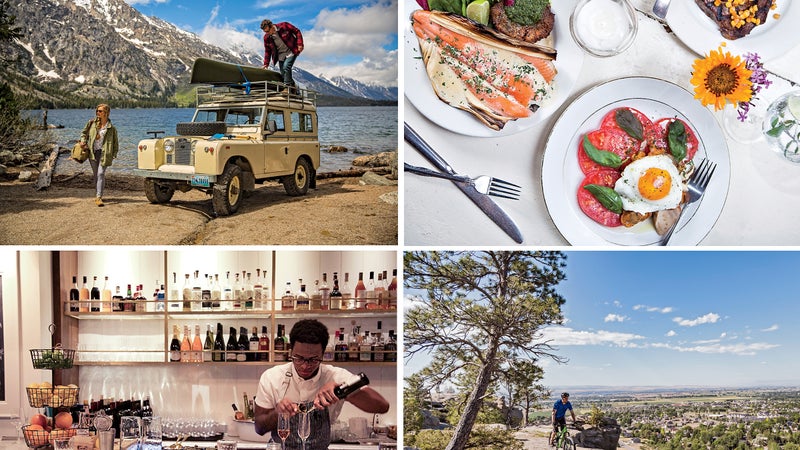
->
xmin=633 ymin=304 xmax=673 ymax=314
xmin=604 ymin=314 xmax=627 ymax=323
xmin=666 ymin=330 xmax=676 ymax=337
xmin=541 ymin=326 xmax=645 ymax=347
xmin=761 ymin=324 xmax=779 ymax=332
xmin=651 ymin=341 xmax=779 ymax=356
xmin=673 ymin=313 xmax=720 ymax=327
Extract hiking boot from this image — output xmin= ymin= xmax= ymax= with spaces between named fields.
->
xmin=95 ymin=197 xmax=104 ymax=207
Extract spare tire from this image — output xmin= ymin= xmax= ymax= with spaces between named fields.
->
xmin=176 ymin=121 xmax=227 ymax=136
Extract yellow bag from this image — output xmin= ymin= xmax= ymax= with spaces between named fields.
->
xmin=71 ymin=142 xmax=89 ymax=163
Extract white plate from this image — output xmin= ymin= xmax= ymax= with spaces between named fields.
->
xmin=666 ymin=0 xmax=799 ymax=61
xmin=403 ymin=0 xmax=585 ymax=137
xmin=541 ymin=77 xmax=730 ymax=246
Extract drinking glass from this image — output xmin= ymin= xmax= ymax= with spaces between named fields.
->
xmin=119 ymin=416 xmax=142 ymax=450
xmin=277 ymin=413 xmax=290 ymax=450
xmin=141 ymin=417 xmax=162 ymax=450
xmin=53 ymin=437 xmax=72 ymax=450
xmin=297 ymin=412 xmax=310 ymax=450
xmin=763 ymin=90 xmax=800 ymax=163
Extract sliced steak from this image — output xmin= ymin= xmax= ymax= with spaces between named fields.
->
xmin=490 ymin=2 xmax=555 ymax=43
xmin=693 ymin=0 xmax=772 ymax=40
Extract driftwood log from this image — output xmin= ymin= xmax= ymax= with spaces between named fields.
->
xmin=317 ymin=167 xmax=390 ymax=179
xmin=34 ymin=144 xmax=60 ymax=190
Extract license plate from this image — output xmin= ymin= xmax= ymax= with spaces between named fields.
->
xmin=191 ymin=175 xmax=210 ymax=187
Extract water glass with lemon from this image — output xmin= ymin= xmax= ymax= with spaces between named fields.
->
xmin=763 ymin=91 xmax=800 ymax=163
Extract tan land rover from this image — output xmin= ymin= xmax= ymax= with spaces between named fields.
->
xmin=134 ymin=59 xmax=319 ymax=216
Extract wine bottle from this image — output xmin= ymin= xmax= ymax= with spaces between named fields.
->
xmin=237 ymin=327 xmax=248 ymax=362
xmin=191 ymin=270 xmax=202 ymax=312
xmin=244 ymin=272 xmax=254 ymax=309
xmin=125 ymin=284 xmax=134 ymax=312
xmin=192 ymin=324 xmax=203 ymax=362
xmin=203 ymin=324 xmax=214 ymax=362
xmin=79 ymin=276 xmax=90 ymax=312
xmin=169 ymin=325 xmax=181 ymax=362
xmin=182 ymin=273 xmax=191 ymax=311
xmin=181 ymin=325 xmax=191 ymax=362
xmin=335 ymin=328 xmax=348 ymax=362
xmin=354 ymin=272 xmax=366 ymax=308
xmin=226 ymin=327 xmax=238 ymax=362
xmin=333 ymin=373 xmax=370 ymax=399
xmin=330 ymin=273 xmax=342 ymax=310
xmin=69 ymin=276 xmax=80 ymax=312
xmin=274 ymin=324 xmax=286 ymax=362
xmin=211 ymin=274 xmax=221 ymax=309
xmin=90 ymin=276 xmax=101 ymax=312
xmin=223 ymin=272 xmax=233 ymax=310
xmin=342 ymin=272 xmax=354 ymax=309
xmin=388 ymin=268 xmax=397 ymax=309
xmin=101 ymin=276 xmax=112 ymax=312
xmin=112 ymin=285 xmax=123 ymax=312
xmin=232 ymin=273 xmax=242 ymax=310
xmin=201 ymin=274 xmax=212 ymax=310
xmin=384 ymin=330 xmax=397 ymax=362
xmin=213 ymin=322 xmax=225 ymax=362
xmin=249 ymin=326 xmax=259 ymax=362
xmin=320 ymin=273 xmax=330 ymax=310
xmin=375 ymin=272 xmax=386 ymax=308
xmin=258 ymin=325 xmax=270 ymax=362
xmin=364 ymin=271 xmax=376 ymax=309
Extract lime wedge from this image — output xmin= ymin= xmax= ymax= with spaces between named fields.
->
xmin=466 ymin=0 xmax=490 ymax=25
xmin=787 ymin=95 xmax=800 ymax=121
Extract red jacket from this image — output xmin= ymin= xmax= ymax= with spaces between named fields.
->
xmin=263 ymin=22 xmax=304 ymax=66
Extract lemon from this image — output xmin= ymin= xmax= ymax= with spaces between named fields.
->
xmin=466 ymin=0 xmax=490 ymax=25
xmin=787 ymin=95 xmax=800 ymax=121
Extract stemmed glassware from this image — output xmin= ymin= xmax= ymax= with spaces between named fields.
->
xmin=297 ymin=411 xmax=311 ymax=450
xmin=277 ymin=413 xmax=291 ymax=450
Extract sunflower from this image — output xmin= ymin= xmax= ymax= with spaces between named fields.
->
xmin=690 ymin=46 xmax=753 ymax=111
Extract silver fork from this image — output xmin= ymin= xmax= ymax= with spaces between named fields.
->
xmin=652 ymin=0 xmax=671 ymax=20
xmin=660 ymin=158 xmax=717 ymax=245
xmin=404 ymin=163 xmax=522 ymax=200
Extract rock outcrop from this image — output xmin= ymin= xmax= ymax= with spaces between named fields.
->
xmin=573 ymin=418 xmax=622 ymax=450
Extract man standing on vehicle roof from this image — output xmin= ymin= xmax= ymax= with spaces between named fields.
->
xmin=261 ymin=19 xmax=304 ymax=92
xmin=550 ymin=392 xmax=576 ymax=447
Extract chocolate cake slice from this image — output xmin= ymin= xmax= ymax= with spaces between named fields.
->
xmin=694 ymin=0 xmax=772 ymax=40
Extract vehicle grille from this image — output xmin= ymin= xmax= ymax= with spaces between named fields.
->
xmin=167 ymin=138 xmax=193 ymax=165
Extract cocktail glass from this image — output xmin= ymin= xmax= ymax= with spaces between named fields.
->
xmin=298 ymin=412 xmax=310 ymax=450
xmin=277 ymin=413 xmax=291 ymax=450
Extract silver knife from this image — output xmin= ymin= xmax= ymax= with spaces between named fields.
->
xmin=404 ymin=122 xmax=524 ymax=244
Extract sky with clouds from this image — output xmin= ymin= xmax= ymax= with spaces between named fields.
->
xmin=404 ymin=251 xmax=800 ymax=389
xmin=124 ymin=0 xmax=398 ymax=86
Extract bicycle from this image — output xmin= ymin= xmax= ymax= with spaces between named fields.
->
xmin=552 ymin=423 xmax=576 ymax=450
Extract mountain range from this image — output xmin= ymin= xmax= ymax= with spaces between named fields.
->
xmin=1 ymin=0 xmax=397 ymax=107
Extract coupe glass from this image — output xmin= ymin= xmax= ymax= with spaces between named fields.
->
xmin=763 ymin=90 xmax=800 ymax=163
xmin=277 ymin=413 xmax=291 ymax=450
xmin=297 ymin=412 xmax=311 ymax=450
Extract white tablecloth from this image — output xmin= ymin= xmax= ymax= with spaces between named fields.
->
xmin=403 ymin=0 xmax=800 ymax=246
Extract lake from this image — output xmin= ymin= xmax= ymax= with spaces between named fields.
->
xmin=28 ymin=106 xmax=397 ymax=173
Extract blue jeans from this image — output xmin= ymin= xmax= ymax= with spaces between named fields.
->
xmin=279 ymin=54 xmax=297 ymax=87
xmin=89 ymin=150 xmax=107 ymax=198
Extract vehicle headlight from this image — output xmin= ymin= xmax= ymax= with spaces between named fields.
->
xmin=191 ymin=140 xmax=198 ymax=152
xmin=164 ymin=139 xmax=174 ymax=154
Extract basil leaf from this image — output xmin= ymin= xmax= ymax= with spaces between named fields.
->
xmin=584 ymin=184 xmax=623 ymax=214
xmin=615 ymin=109 xmax=644 ymax=141
xmin=667 ymin=120 xmax=687 ymax=161
xmin=582 ymin=135 xmax=622 ymax=169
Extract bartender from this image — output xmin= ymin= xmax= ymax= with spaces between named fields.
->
xmin=254 ymin=319 xmax=389 ymax=449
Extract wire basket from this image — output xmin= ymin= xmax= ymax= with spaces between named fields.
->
xmin=30 ymin=348 xmax=75 ymax=370
xmin=26 ymin=386 xmax=80 ymax=408
xmin=22 ymin=424 xmax=52 ymax=448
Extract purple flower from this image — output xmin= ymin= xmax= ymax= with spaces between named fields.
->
xmin=737 ymin=52 xmax=771 ymax=122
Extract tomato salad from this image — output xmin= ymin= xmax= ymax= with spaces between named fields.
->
xmin=577 ymin=107 xmax=699 ymax=228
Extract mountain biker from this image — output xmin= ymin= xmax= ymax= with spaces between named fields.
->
xmin=549 ymin=392 xmax=576 ymax=447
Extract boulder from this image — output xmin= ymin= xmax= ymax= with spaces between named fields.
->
xmin=18 ymin=170 xmax=34 ymax=182
xmin=328 ymin=145 xmax=349 ymax=153
xmin=573 ymin=417 xmax=621 ymax=450
xmin=359 ymin=171 xmax=396 ymax=186
xmin=352 ymin=151 xmax=396 ymax=168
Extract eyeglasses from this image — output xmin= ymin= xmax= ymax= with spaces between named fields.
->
xmin=291 ymin=355 xmax=322 ymax=366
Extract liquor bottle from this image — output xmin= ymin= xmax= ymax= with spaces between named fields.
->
xmin=274 ymin=324 xmax=286 ymax=362
xmin=375 ymin=272 xmax=386 ymax=308
xmin=244 ymin=272 xmax=254 ymax=309
xmin=249 ymin=326 xmax=260 ymax=362
xmin=260 ymin=268 xmax=270 ymax=311
xmin=90 ymin=276 xmax=101 ymax=312
xmin=223 ymin=271 xmax=233 ymax=310
xmin=192 ymin=324 xmax=203 ymax=363
xmin=141 ymin=397 xmax=153 ymax=418
xmin=310 ymin=280 xmax=322 ymax=310
xmin=258 ymin=325 xmax=270 ymax=362
xmin=384 ymin=330 xmax=397 ymax=362
xmin=237 ymin=327 xmax=249 ymax=362
xmin=211 ymin=274 xmax=221 ymax=309
xmin=101 ymin=276 xmax=112 ymax=312
xmin=232 ymin=273 xmax=242 ymax=310
xmin=372 ymin=321 xmax=385 ymax=362
xmin=354 ymin=272 xmax=366 ymax=309
xmin=169 ymin=325 xmax=181 ymax=362
xmin=181 ymin=325 xmax=191 ymax=362
xmin=125 ymin=284 xmax=134 ymax=312
xmin=323 ymin=335 xmax=334 ymax=362
xmin=136 ymin=284 xmax=147 ymax=311
xmin=253 ymin=269 xmax=263 ymax=310
xmin=242 ymin=392 xmax=252 ymax=420
xmin=342 ymin=272 xmax=354 ymax=310
xmin=330 ymin=273 xmax=342 ymax=310
xmin=203 ymin=324 xmax=214 ymax=362
xmin=213 ymin=322 xmax=225 ymax=362
xmin=191 ymin=270 xmax=202 ymax=312
xmin=348 ymin=325 xmax=360 ymax=362
xmin=364 ymin=271 xmax=376 ymax=309
xmin=295 ymin=280 xmax=309 ymax=310
xmin=335 ymin=329 xmax=348 ymax=362
xmin=79 ymin=276 xmax=90 ymax=312
xmin=202 ymin=274 xmax=212 ymax=310
xmin=156 ymin=283 xmax=166 ymax=312
xmin=168 ymin=272 xmax=181 ymax=312
xmin=359 ymin=329 xmax=372 ymax=362
xmin=281 ymin=281 xmax=294 ymax=311
xmin=182 ymin=273 xmax=191 ymax=311
xmin=333 ymin=373 xmax=370 ymax=399
xmin=226 ymin=327 xmax=238 ymax=362
xmin=69 ymin=276 xmax=80 ymax=312
xmin=112 ymin=285 xmax=123 ymax=312
xmin=388 ymin=269 xmax=397 ymax=309
xmin=319 ymin=273 xmax=330 ymax=310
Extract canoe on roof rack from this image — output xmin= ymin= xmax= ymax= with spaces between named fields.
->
xmin=190 ymin=58 xmax=283 ymax=85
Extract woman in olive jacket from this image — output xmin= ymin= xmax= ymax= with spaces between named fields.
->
xmin=80 ymin=104 xmax=119 ymax=206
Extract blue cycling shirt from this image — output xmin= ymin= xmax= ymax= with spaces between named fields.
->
xmin=553 ymin=400 xmax=573 ymax=419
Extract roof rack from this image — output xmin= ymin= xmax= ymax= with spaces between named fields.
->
xmin=195 ymin=80 xmax=317 ymax=109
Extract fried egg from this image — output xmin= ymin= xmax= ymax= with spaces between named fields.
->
xmin=614 ymin=154 xmax=684 ymax=214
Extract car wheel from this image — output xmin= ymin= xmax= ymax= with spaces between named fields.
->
xmin=144 ymin=178 xmax=174 ymax=203
xmin=176 ymin=121 xmax=227 ymax=136
xmin=283 ymin=158 xmax=311 ymax=196
xmin=212 ymin=164 xmax=243 ymax=216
